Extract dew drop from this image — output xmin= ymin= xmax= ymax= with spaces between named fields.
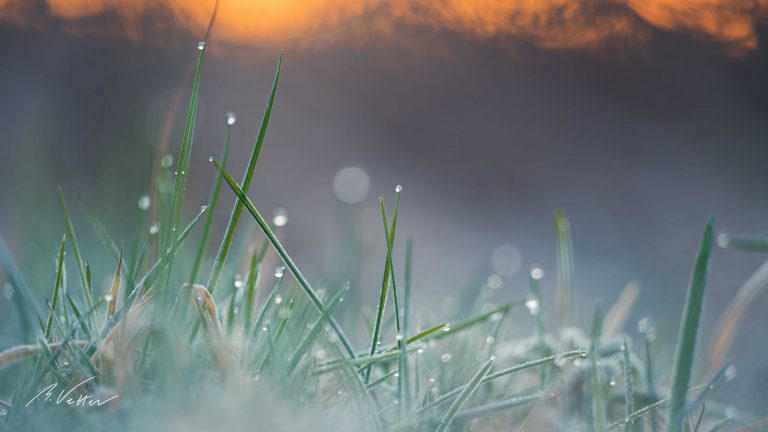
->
xmin=274 ymin=295 xmax=283 ymax=305
xmin=149 ymin=223 xmax=160 ymax=235
xmin=725 ymin=365 xmax=736 ymax=381
xmin=441 ymin=353 xmax=452 ymax=362
xmin=104 ymin=295 xmax=113 ymax=302
xmin=485 ymin=336 xmax=495 ymax=345
xmin=272 ymin=208 xmax=288 ymax=227
xmin=226 ymin=112 xmax=237 ymax=125
xmin=609 ymin=378 xmax=616 ymax=386
xmin=138 ymin=195 xmax=151 ymax=210
xmin=489 ymin=312 xmax=503 ymax=322
xmin=208 ymin=156 xmax=213 ymax=163
xmin=525 ymin=298 xmax=540 ymax=316
xmin=530 ymin=266 xmax=544 ymax=280
xmin=442 ymin=323 xmax=451 ymax=332
xmin=161 ymin=154 xmax=174 ymax=168
xmin=395 ymin=333 xmax=404 ymax=341
xmin=395 ymin=184 xmax=403 ymax=193
xmin=716 ymin=233 xmax=730 ymax=248
xmin=417 ymin=347 xmax=425 ymax=354
xmin=200 ymin=205 xmax=208 ymax=212
xmin=274 ymin=266 xmax=285 ymax=278
xmin=393 ymin=372 xmax=400 ymax=378
xmin=197 ymin=41 xmax=205 ymax=50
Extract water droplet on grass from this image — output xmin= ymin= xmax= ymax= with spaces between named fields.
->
xmin=161 ymin=154 xmax=173 ymax=168
xmin=149 ymin=223 xmax=160 ymax=235
xmin=226 ymin=112 xmax=236 ymax=125
xmin=395 ymin=184 xmax=403 ymax=193
xmin=442 ymin=323 xmax=451 ymax=332
xmin=138 ymin=195 xmax=151 ymax=210
xmin=525 ymin=298 xmax=540 ymax=316
xmin=530 ymin=266 xmax=544 ymax=280
xmin=274 ymin=295 xmax=283 ymax=305
xmin=197 ymin=41 xmax=205 ymax=50
xmin=274 ymin=266 xmax=285 ymax=278
xmin=725 ymin=365 xmax=737 ymax=381
xmin=272 ymin=208 xmax=287 ymax=227
xmin=441 ymin=353 xmax=452 ymax=362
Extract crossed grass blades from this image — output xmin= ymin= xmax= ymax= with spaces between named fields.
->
xmin=0 ymin=43 xmax=761 ymax=431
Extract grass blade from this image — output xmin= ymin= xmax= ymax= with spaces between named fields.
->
xmin=189 ymin=113 xmax=233 ymax=285
xmin=206 ymin=51 xmax=283 ymax=295
xmin=667 ymin=219 xmax=714 ymax=432
xmin=555 ymin=212 xmax=574 ymax=328
xmin=44 ymin=234 xmax=67 ymax=340
xmin=211 ymin=158 xmax=357 ymax=360
xmin=285 ymin=283 xmax=349 ymax=375
xmin=106 ymin=248 xmax=123 ymax=321
xmin=590 ymin=306 xmax=607 ymax=432
xmin=0 ymin=237 xmax=43 ymax=342
xmin=435 ymin=357 xmax=495 ymax=432
xmin=57 ymin=188 xmax=94 ymax=313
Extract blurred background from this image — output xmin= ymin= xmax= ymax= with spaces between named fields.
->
xmin=0 ymin=0 xmax=767 ymax=413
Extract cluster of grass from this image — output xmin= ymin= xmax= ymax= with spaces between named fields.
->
xmin=0 ymin=43 xmax=762 ymax=431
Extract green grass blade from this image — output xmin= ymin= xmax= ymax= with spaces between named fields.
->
xmin=57 ymin=188 xmax=93 ymax=312
xmin=129 ymin=206 xmax=207 ymax=301
xmin=0 ymin=238 xmax=43 ymax=342
xmin=367 ymin=191 xmax=402 ymax=388
xmin=65 ymin=293 xmax=92 ymax=339
xmin=44 ymin=234 xmax=67 ymax=340
xmin=401 ymin=236 xmax=413 ymax=415
xmin=453 ymin=392 xmax=542 ymax=421
xmin=164 ymin=42 xmax=206 ymax=247
xmin=417 ymin=350 xmax=586 ymax=413
xmin=189 ymin=114 xmax=233 ymax=285
xmin=243 ymin=249 xmax=262 ymax=334
xmin=285 ymin=283 xmax=349 ymax=375
xmin=211 ymin=158 xmax=357 ymax=360
xmin=206 ymin=51 xmax=283 ymax=295
xmin=555 ymin=212 xmax=574 ymax=328
xmin=591 ymin=306 xmax=607 ymax=432
xmin=435 ymin=357 xmax=495 ymax=432
xmin=667 ymin=219 xmax=714 ymax=432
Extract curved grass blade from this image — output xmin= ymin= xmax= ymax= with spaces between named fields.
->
xmin=668 ymin=219 xmax=714 ymax=432
xmin=206 ymin=51 xmax=283 ymax=295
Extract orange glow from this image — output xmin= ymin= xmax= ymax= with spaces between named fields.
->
xmin=0 ymin=0 xmax=764 ymax=53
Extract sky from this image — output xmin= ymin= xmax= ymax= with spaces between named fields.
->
xmin=1 ymin=0 xmax=768 ymax=409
